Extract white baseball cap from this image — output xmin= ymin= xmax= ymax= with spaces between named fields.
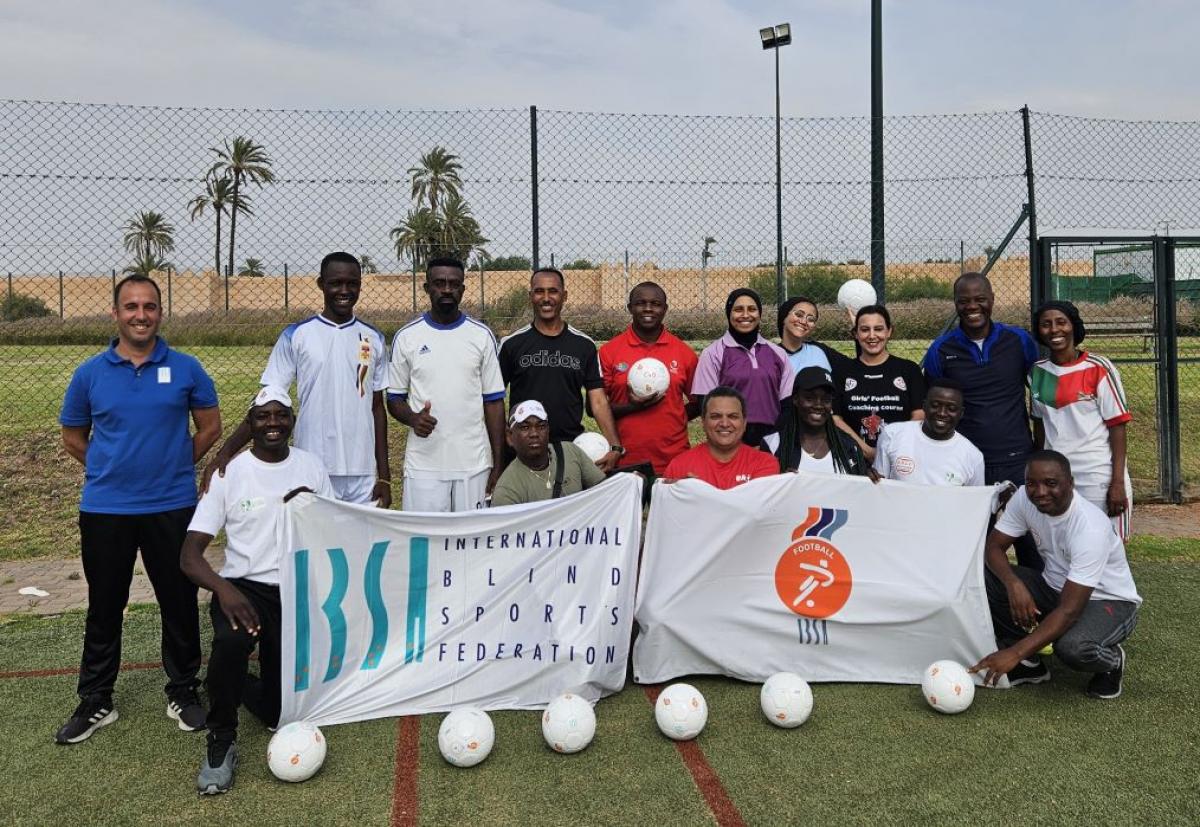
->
xmin=508 ymin=399 xmax=548 ymax=426
xmin=250 ymin=385 xmax=292 ymax=411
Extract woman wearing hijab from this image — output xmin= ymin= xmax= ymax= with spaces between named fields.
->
xmin=762 ymin=366 xmax=874 ymax=477
xmin=1030 ymin=300 xmax=1134 ymax=538
xmin=691 ymin=288 xmax=794 ymax=446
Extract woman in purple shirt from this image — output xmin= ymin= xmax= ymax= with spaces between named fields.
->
xmin=691 ymin=288 xmax=795 ymax=446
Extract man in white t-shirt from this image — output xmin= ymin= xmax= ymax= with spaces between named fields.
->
xmin=204 ymin=252 xmax=391 ymax=507
xmin=874 ymin=378 xmax=984 ymax=487
xmin=388 ymin=257 xmax=506 ymax=512
xmin=181 ymin=387 xmax=334 ymax=794
xmin=970 ymin=450 xmax=1141 ymax=700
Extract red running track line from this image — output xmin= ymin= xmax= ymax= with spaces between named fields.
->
xmin=0 ymin=661 xmax=164 ymax=679
xmin=642 ymin=685 xmax=746 ymax=827
xmin=390 ymin=716 xmax=421 ymax=827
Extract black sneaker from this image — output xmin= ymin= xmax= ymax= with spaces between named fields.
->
xmin=197 ymin=739 xmax=238 ymax=795
xmin=167 ymin=690 xmax=208 ymax=732
xmin=55 ymin=699 xmax=118 ymax=745
xmin=1008 ymin=658 xmax=1052 ymax=687
xmin=1087 ymin=645 xmax=1125 ymax=699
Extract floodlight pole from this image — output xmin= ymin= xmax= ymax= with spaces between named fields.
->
xmin=774 ymin=43 xmax=784 ymax=304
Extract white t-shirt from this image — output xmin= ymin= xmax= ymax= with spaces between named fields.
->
xmin=188 ymin=448 xmax=334 ymax=585
xmin=995 ymin=487 xmax=1141 ymax=605
xmin=388 ymin=312 xmax=505 ymax=478
xmin=874 ymin=420 xmax=985 ymax=487
xmin=261 ymin=315 xmax=388 ymax=476
xmin=799 ymin=447 xmax=835 ymax=474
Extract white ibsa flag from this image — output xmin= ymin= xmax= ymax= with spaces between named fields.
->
xmin=279 ymin=474 xmax=642 ymax=726
xmin=633 ymin=473 xmax=999 ymax=685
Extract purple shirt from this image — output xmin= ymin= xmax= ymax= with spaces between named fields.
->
xmin=691 ymin=332 xmax=795 ymax=426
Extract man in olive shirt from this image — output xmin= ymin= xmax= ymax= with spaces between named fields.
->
xmin=490 ymin=401 xmax=607 ymax=506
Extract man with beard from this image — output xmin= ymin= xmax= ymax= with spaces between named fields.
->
xmin=388 ymin=257 xmax=506 ymax=511
xmin=204 ymin=252 xmax=391 ymax=507
xmin=874 ymin=378 xmax=985 ymax=487
xmin=499 ymin=267 xmax=622 ymax=472
xmin=599 ymin=281 xmax=699 ymax=476
xmin=182 ymin=387 xmax=334 ymax=793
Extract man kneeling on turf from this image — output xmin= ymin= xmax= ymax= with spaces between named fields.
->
xmin=970 ymin=450 xmax=1141 ymax=699
xmin=181 ymin=387 xmax=334 ymax=794
xmin=490 ymin=400 xmax=607 ymax=506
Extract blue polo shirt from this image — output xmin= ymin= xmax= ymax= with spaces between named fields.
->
xmin=922 ymin=322 xmax=1039 ymax=467
xmin=59 ymin=337 xmax=219 ymax=515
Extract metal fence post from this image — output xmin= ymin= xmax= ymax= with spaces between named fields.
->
xmin=224 ymin=264 xmax=230 ymax=313
xmin=623 ymin=249 xmax=630 ymax=300
xmin=58 ymin=270 xmax=65 ymax=318
xmin=479 ymin=258 xmax=485 ymax=310
xmin=166 ymin=266 xmax=173 ymax=317
xmin=411 ymin=258 xmax=417 ymax=311
xmin=283 ymin=263 xmax=289 ymax=313
xmin=111 ymin=269 xmax=116 ymax=298
xmin=530 ymin=105 xmax=539 ymax=271
xmin=1022 ymin=105 xmax=1040 ymax=314
xmin=1154 ymin=237 xmax=1182 ymax=502
xmin=870 ymin=0 xmax=886 ymax=304
xmin=5 ymin=272 xmax=11 ymax=303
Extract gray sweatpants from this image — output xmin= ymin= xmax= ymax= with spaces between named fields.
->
xmin=985 ymin=565 xmax=1139 ymax=673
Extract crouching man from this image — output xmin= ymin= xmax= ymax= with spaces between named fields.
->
xmin=181 ymin=387 xmax=333 ymax=794
xmin=970 ymin=450 xmax=1140 ymax=699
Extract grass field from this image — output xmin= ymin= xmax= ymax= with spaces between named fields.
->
xmin=2 ymin=538 xmax=1197 ymax=826
xmin=1 ymin=337 xmax=1196 ymax=561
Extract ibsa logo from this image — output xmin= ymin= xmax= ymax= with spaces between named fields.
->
xmin=774 ymin=507 xmax=852 ymax=620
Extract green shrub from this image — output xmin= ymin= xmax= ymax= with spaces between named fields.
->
xmin=1 ymin=293 xmax=52 ymax=322
xmin=749 ymin=262 xmax=853 ymax=306
xmin=483 ymin=255 xmax=531 ymax=271
xmin=562 ymin=259 xmax=596 ymax=270
xmin=480 ymin=285 xmax=532 ymax=332
xmin=887 ymin=275 xmax=954 ymax=302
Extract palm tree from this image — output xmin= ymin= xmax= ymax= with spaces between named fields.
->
xmin=407 ymin=147 xmax=462 ymax=216
xmin=208 ymin=136 xmax=275 ymax=276
xmin=187 ymin=174 xmax=249 ymax=277
xmin=239 ymin=258 xmax=266 ymax=277
xmin=438 ymin=192 xmax=489 ymax=262
xmin=359 ymin=254 xmax=378 ymax=275
xmin=390 ymin=207 xmax=441 ymax=268
xmin=123 ymin=253 xmax=172 ymax=277
xmin=121 ymin=211 xmax=175 ymax=260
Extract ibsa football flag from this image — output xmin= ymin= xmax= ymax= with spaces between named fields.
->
xmin=633 ymin=473 xmax=1001 ymax=686
xmin=278 ymin=474 xmax=642 ymax=726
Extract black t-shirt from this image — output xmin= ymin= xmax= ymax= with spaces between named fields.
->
xmin=499 ymin=323 xmax=604 ymax=443
xmin=835 ymin=355 xmax=926 ymax=448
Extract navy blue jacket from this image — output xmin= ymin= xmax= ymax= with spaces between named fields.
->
xmin=922 ymin=322 xmax=1039 ymax=467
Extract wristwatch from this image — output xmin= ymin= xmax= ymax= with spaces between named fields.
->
xmin=609 ymin=444 xmax=626 ymax=457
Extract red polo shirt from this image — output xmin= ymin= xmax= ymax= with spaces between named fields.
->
xmin=600 ymin=326 xmax=699 ymax=474
xmin=663 ymin=443 xmax=779 ymax=490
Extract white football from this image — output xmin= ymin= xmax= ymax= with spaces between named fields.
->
xmin=836 ymin=279 xmax=877 ymax=313
xmin=921 ymin=660 xmax=976 ymax=714
xmin=655 ymin=683 xmax=708 ymax=741
xmin=573 ymin=431 xmax=610 ymax=463
xmin=759 ymin=672 xmax=813 ymax=728
xmin=541 ymin=692 xmax=597 ymax=754
xmin=438 ymin=708 xmax=495 ymax=767
xmin=267 ymin=721 xmax=327 ymax=783
xmin=627 ymin=357 xmax=670 ymax=401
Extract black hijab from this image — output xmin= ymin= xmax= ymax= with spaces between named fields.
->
xmin=1034 ymin=300 xmax=1087 ymax=346
xmin=725 ymin=288 xmax=763 ymax=349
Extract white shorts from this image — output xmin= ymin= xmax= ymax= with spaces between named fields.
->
xmin=402 ymin=469 xmax=490 ymax=513
xmin=329 ymin=474 xmax=377 ymax=505
xmin=1076 ymin=476 xmax=1132 ymax=540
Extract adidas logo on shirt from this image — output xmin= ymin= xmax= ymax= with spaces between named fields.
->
xmin=418 ymin=344 xmax=431 ymax=355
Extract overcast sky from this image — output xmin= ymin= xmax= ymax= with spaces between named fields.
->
xmin=1 ymin=0 xmax=1196 ymax=119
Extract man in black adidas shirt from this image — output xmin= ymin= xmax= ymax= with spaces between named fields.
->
xmin=498 ymin=268 xmax=622 ymax=471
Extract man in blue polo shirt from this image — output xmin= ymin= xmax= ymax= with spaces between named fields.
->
xmin=923 ymin=272 xmax=1041 ymax=567
xmin=56 ymin=274 xmax=222 ymax=745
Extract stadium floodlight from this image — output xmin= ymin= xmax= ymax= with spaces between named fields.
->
xmin=760 ymin=22 xmax=791 ymax=304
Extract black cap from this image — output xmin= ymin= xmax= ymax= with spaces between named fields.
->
xmin=792 ymin=366 xmax=835 ymax=394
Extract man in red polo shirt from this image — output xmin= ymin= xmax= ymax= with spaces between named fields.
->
xmin=600 ymin=281 xmax=699 ymax=475
xmin=664 ymin=387 xmax=778 ymax=489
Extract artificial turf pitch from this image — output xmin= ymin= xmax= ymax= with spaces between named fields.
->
xmin=2 ymin=555 xmax=1198 ymax=826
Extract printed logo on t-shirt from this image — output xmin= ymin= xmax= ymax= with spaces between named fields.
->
xmin=844 ymin=377 xmax=858 ymax=391
xmin=616 ymin=361 xmax=629 ymax=372
xmin=157 ymin=366 xmax=171 ymax=384
xmin=861 ymin=411 xmax=884 ymax=441
xmin=735 ymin=474 xmax=753 ymax=484
xmin=893 ymin=376 xmax=907 ymax=391
xmin=356 ymin=333 xmax=373 ymax=397
xmin=894 ymin=456 xmax=915 ymax=476
xmin=418 ymin=344 xmax=431 ymax=355
xmin=669 ymin=359 xmax=679 ymax=372
xmin=518 ymin=349 xmax=582 ymax=371
xmin=237 ymin=497 xmax=266 ymax=513
xmin=944 ymin=471 xmax=964 ymax=485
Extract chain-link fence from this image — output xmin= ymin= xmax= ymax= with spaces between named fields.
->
xmin=1 ymin=100 xmax=1197 ymax=556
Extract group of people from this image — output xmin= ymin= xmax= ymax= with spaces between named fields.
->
xmin=55 ymin=252 xmax=1141 ymax=795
